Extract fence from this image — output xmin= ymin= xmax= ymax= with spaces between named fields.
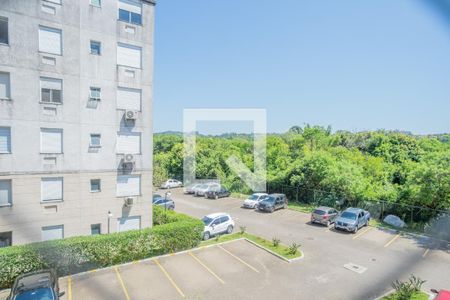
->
xmin=267 ymin=184 xmax=450 ymax=241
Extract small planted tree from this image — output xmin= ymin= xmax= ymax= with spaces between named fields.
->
xmin=391 ymin=275 xmax=426 ymax=300
xmin=272 ymin=237 xmax=281 ymax=247
xmin=239 ymin=226 xmax=247 ymax=235
xmin=287 ymin=242 xmax=301 ymax=255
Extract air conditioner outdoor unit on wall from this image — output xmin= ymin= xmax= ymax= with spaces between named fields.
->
xmin=124 ymin=154 xmax=134 ymax=163
xmin=124 ymin=197 xmax=134 ymax=207
xmin=125 ymin=110 xmax=138 ymax=120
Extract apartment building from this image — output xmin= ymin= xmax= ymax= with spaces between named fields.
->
xmin=0 ymin=0 xmax=155 ymax=247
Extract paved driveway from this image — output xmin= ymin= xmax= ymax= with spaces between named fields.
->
xmin=168 ymin=188 xmax=450 ymax=299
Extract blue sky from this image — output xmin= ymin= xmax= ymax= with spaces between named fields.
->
xmin=153 ymin=0 xmax=450 ymax=134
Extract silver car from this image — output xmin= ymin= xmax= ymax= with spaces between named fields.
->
xmin=311 ymin=206 xmax=339 ymax=226
xmin=195 ymin=183 xmax=220 ymax=197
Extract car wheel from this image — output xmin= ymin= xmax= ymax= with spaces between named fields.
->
xmin=215 ymin=194 xmax=219 ymax=200
xmin=203 ymin=232 xmax=210 ymax=240
xmin=226 ymin=225 xmax=233 ymax=234
xmin=169 ymin=206 xmax=174 ymax=210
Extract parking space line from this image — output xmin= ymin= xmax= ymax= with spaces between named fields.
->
xmin=188 ymin=252 xmax=226 ymax=284
xmin=384 ymin=234 xmax=400 ymax=248
xmin=218 ymin=245 xmax=259 ymax=273
xmin=353 ymin=227 xmax=373 ymax=240
xmin=422 ymin=248 xmax=430 ymax=258
xmin=154 ymin=259 xmax=186 ymax=298
xmin=114 ymin=267 xmax=131 ymax=300
xmin=67 ymin=276 xmax=72 ymax=300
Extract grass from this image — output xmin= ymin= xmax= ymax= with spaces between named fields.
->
xmin=200 ymin=232 xmax=303 ymax=260
xmin=382 ymin=291 xmax=429 ymax=300
xmin=287 ymin=202 xmax=316 ymax=214
xmin=369 ymin=219 xmax=425 ymax=236
xmin=230 ymin=192 xmax=250 ymax=200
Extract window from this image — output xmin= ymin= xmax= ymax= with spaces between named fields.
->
xmin=0 ymin=72 xmax=10 ymax=99
xmin=41 ymin=225 xmax=64 ymax=241
xmin=90 ymin=179 xmax=101 ymax=192
xmin=39 ymin=26 xmax=62 ymax=55
xmin=91 ymin=224 xmax=101 ymax=235
xmin=0 ymin=232 xmax=12 ymax=248
xmin=116 ymin=132 xmax=141 ymax=154
xmin=117 ymin=216 xmax=141 ymax=232
xmin=90 ymin=134 xmax=101 ymax=148
xmin=0 ymin=127 xmax=11 ymax=154
xmin=0 ymin=180 xmax=12 ymax=207
xmin=40 ymin=77 xmax=62 ymax=103
xmin=117 ymin=43 xmax=141 ymax=68
xmin=41 ymin=177 xmax=63 ymax=202
xmin=90 ymin=0 xmax=101 ymax=7
xmin=118 ymin=0 xmax=142 ymax=25
xmin=0 ymin=17 xmax=8 ymax=45
xmin=116 ymin=174 xmax=141 ymax=197
xmin=117 ymin=87 xmax=141 ymax=111
xmin=40 ymin=128 xmax=63 ymax=153
xmin=90 ymin=40 xmax=101 ymax=55
xmin=89 ymin=87 xmax=101 ymax=101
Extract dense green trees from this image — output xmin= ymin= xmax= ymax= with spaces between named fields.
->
xmin=153 ymin=127 xmax=450 ymax=221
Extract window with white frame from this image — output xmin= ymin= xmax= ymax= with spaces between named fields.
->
xmin=90 ymin=0 xmax=101 ymax=7
xmin=41 ymin=177 xmax=63 ymax=202
xmin=0 ymin=180 xmax=12 ymax=207
xmin=0 ymin=127 xmax=11 ymax=154
xmin=39 ymin=26 xmax=62 ymax=55
xmin=90 ymin=134 xmax=101 ymax=148
xmin=117 ymin=43 xmax=141 ymax=69
xmin=117 ymin=87 xmax=141 ymax=111
xmin=116 ymin=132 xmax=141 ymax=154
xmin=89 ymin=87 xmax=101 ymax=101
xmin=90 ymin=179 xmax=101 ymax=193
xmin=118 ymin=0 xmax=142 ymax=25
xmin=0 ymin=17 xmax=8 ymax=45
xmin=0 ymin=72 xmax=10 ymax=99
xmin=40 ymin=77 xmax=62 ymax=103
xmin=40 ymin=128 xmax=63 ymax=154
xmin=90 ymin=40 xmax=101 ymax=55
xmin=41 ymin=225 xmax=64 ymax=241
xmin=116 ymin=174 xmax=140 ymax=197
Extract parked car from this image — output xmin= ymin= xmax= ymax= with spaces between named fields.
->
xmin=311 ymin=206 xmax=340 ymax=226
xmin=7 ymin=270 xmax=65 ymax=300
xmin=431 ymin=289 xmax=450 ymax=300
xmin=205 ymin=187 xmax=230 ymax=199
xmin=194 ymin=183 xmax=220 ymax=197
xmin=334 ymin=207 xmax=371 ymax=233
xmin=153 ymin=193 xmax=163 ymax=200
xmin=184 ymin=184 xmax=201 ymax=194
xmin=152 ymin=197 xmax=175 ymax=210
xmin=201 ymin=213 xmax=235 ymax=240
xmin=160 ymin=179 xmax=182 ymax=189
xmin=242 ymin=193 xmax=269 ymax=209
xmin=257 ymin=193 xmax=288 ymax=213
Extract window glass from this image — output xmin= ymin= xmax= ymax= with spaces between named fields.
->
xmin=90 ymin=179 xmax=101 ymax=192
xmin=118 ymin=9 xmax=129 ymax=22
xmin=90 ymin=41 xmax=101 ymax=55
xmin=0 ymin=127 xmax=11 ymax=154
xmin=0 ymin=180 xmax=12 ymax=206
xmin=40 ymin=77 xmax=62 ymax=103
xmin=0 ymin=72 xmax=10 ymax=99
xmin=90 ymin=0 xmax=101 ymax=7
xmin=0 ymin=232 xmax=12 ymax=248
xmin=130 ymin=12 xmax=141 ymax=24
xmin=91 ymin=224 xmax=101 ymax=235
xmin=0 ymin=17 xmax=8 ymax=44
xmin=41 ymin=225 xmax=64 ymax=241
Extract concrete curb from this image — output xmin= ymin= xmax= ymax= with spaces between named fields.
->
xmin=243 ymin=238 xmax=304 ymax=263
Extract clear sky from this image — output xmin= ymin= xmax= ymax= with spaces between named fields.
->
xmin=153 ymin=0 xmax=450 ymax=134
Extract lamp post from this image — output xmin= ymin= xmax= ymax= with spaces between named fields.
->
xmin=107 ymin=211 xmax=113 ymax=234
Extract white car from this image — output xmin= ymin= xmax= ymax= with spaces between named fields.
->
xmin=160 ymin=179 xmax=182 ymax=189
xmin=242 ymin=193 xmax=269 ymax=209
xmin=195 ymin=183 xmax=220 ymax=197
xmin=202 ymin=213 xmax=235 ymax=240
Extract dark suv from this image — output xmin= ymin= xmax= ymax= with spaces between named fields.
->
xmin=257 ymin=193 xmax=288 ymax=213
xmin=205 ymin=187 xmax=230 ymax=199
xmin=7 ymin=270 xmax=65 ymax=300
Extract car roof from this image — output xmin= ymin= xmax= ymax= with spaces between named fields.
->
xmin=344 ymin=207 xmax=362 ymax=213
xmin=205 ymin=212 xmax=229 ymax=219
xmin=253 ymin=193 xmax=268 ymax=196
xmin=269 ymin=193 xmax=285 ymax=197
xmin=315 ymin=206 xmax=334 ymax=211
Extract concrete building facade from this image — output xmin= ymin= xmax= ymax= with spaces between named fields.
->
xmin=0 ymin=0 xmax=154 ymax=246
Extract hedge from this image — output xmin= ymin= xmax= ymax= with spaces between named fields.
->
xmin=0 ymin=206 xmax=204 ymax=289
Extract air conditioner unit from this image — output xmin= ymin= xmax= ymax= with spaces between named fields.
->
xmin=124 ymin=154 xmax=134 ymax=163
xmin=125 ymin=110 xmax=138 ymax=120
xmin=124 ymin=197 xmax=134 ymax=207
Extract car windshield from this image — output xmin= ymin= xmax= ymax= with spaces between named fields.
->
xmin=15 ymin=287 xmax=55 ymax=300
xmin=313 ymin=209 xmax=326 ymax=215
xmin=201 ymin=216 xmax=213 ymax=225
xmin=248 ymin=195 xmax=259 ymax=200
xmin=263 ymin=196 xmax=276 ymax=203
xmin=152 ymin=194 xmax=162 ymax=200
xmin=199 ymin=184 xmax=207 ymax=189
xmin=341 ymin=211 xmax=357 ymax=220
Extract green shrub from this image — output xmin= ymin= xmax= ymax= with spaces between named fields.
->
xmin=239 ymin=226 xmax=247 ymax=235
xmin=391 ymin=275 xmax=426 ymax=300
xmin=287 ymin=242 xmax=301 ymax=255
xmin=272 ymin=237 xmax=281 ymax=247
xmin=0 ymin=208 xmax=203 ymax=289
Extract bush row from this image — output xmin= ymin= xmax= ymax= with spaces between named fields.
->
xmin=0 ymin=206 xmax=203 ymax=289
